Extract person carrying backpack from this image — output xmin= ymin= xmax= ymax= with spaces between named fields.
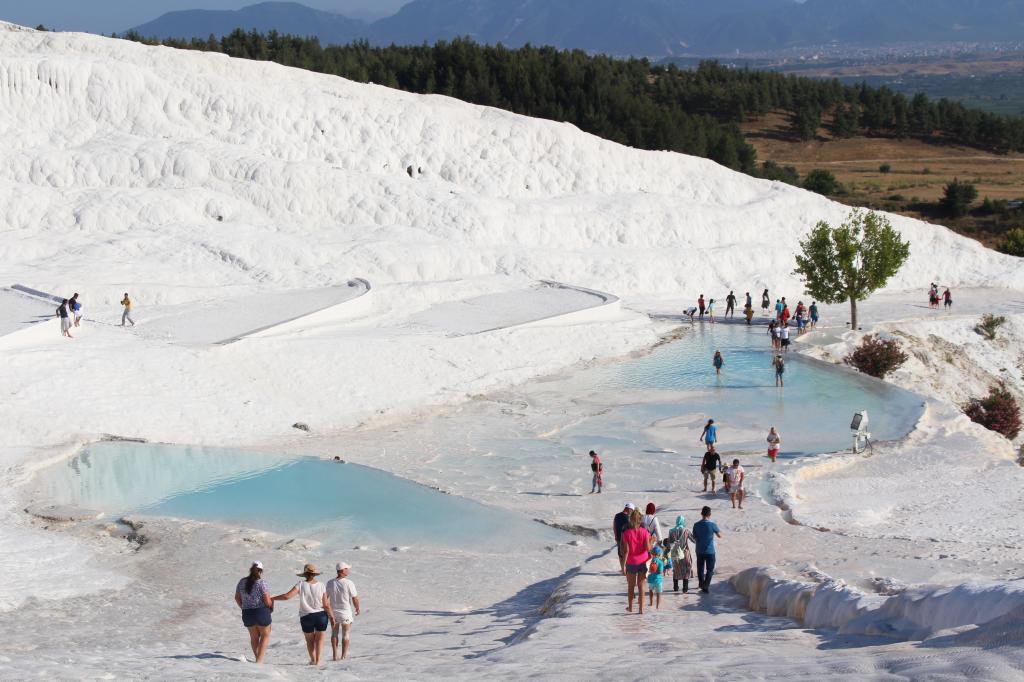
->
xmin=667 ymin=515 xmax=695 ymax=592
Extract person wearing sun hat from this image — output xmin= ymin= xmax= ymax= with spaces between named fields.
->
xmin=233 ymin=560 xmax=274 ymax=663
xmin=272 ymin=563 xmax=336 ymax=665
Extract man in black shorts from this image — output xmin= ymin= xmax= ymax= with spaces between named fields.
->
xmin=725 ymin=291 xmax=736 ymax=318
xmin=701 ymin=447 xmax=721 ymax=493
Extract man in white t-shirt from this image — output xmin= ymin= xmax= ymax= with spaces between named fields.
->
xmin=326 ymin=562 xmax=361 ymax=661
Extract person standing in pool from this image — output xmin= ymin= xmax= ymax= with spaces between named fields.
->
xmin=273 ymin=564 xmax=335 ymax=666
xmin=943 ymin=287 xmax=952 ymax=310
xmin=809 ymin=301 xmax=819 ymax=329
xmin=698 ymin=294 xmax=706 ymax=320
xmin=762 ymin=289 xmax=770 ymax=313
xmin=701 ymin=446 xmax=721 ymax=492
xmin=692 ymin=506 xmax=722 ymax=593
xmin=775 ymin=298 xmax=783 ymax=320
xmin=725 ymin=291 xmax=737 ymax=318
xmin=767 ymin=427 xmax=781 ymax=462
xmin=326 ymin=562 xmax=360 ymax=662
xmin=780 ymin=302 xmax=791 ymax=326
xmin=683 ymin=306 xmax=698 ymax=324
xmin=706 ymin=298 xmax=716 ymax=324
xmin=779 ymin=323 xmax=791 ymax=352
xmin=667 ymin=515 xmax=695 ymax=592
xmin=745 ymin=292 xmax=752 ymax=310
xmin=728 ymin=459 xmax=746 ymax=509
xmin=620 ymin=507 xmax=655 ymax=613
xmin=589 ymin=450 xmax=603 ymax=494
xmin=773 ymin=353 xmax=785 ymax=387
xmin=744 ymin=302 xmax=754 ymax=325
xmin=700 ymin=419 xmax=718 ymax=452
xmin=613 ymin=503 xmax=635 ymax=573
xmin=56 ymin=299 xmax=73 ymax=338
xmin=120 ymin=292 xmax=135 ymax=327
xmin=712 ymin=350 xmax=724 ymax=375
xmin=234 ymin=560 xmax=274 ymax=664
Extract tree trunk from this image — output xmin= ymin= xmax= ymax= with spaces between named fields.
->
xmin=849 ymin=297 xmax=858 ymax=331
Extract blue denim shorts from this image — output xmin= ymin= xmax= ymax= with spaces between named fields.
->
xmin=241 ymin=606 xmax=272 ymax=628
xmin=300 ymin=611 xmax=329 ymax=633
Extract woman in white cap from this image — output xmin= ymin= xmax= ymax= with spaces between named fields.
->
xmin=273 ymin=563 xmax=335 ymax=666
xmin=233 ymin=560 xmax=274 ymax=663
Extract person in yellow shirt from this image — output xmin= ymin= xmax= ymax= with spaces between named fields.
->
xmin=120 ymin=292 xmax=135 ymax=326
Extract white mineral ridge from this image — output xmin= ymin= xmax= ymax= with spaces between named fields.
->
xmin=0 ymin=23 xmax=1021 ymax=304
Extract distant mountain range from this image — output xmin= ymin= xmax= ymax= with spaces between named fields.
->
xmin=129 ymin=0 xmax=1024 ymax=56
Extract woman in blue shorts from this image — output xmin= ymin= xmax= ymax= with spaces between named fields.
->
xmin=234 ymin=560 xmax=274 ymax=663
xmin=273 ymin=563 xmax=335 ymax=666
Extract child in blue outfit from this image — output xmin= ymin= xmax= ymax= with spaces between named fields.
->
xmin=647 ymin=546 xmax=666 ymax=610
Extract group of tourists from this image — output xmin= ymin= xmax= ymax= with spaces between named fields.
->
xmin=234 ymin=561 xmax=361 ymax=665
xmin=929 ymin=283 xmax=953 ymax=310
xmin=52 ymin=291 xmax=136 ymax=338
xmin=55 ymin=293 xmax=83 ymax=338
xmin=613 ymin=502 xmax=722 ymax=613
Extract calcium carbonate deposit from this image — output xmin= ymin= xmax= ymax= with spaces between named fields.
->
xmin=1 ymin=23 xmax=1023 ymax=679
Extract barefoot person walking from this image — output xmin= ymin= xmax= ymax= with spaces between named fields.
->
xmin=620 ymin=507 xmax=654 ymax=614
xmin=773 ymin=353 xmax=785 ymax=387
xmin=728 ymin=459 xmax=746 ymax=509
xmin=667 ymin=515 xmax=695 ymax=592
xmin=120 ymin=292 xmax=135 ymax=326
xmin=712 ymin=350 xmax=724 ymax=376
xmin=589 ymin=450 xmax=603 ymax=494
xmin=326 ymin=563 xmax=360 ymax=662
xmin=273 ymin=564 xmax=335 ymax=666
xmin=56 ymin=299 xmax=73 ymax=338
xmin=701 ymin=446 xmax=721 ymax=493
xmin=700 ymin=419 xmax=718 ymax=452
xmin=612 ymin=503 xmax=635 ymax=573
xmin=234 ymin=561 xmax=274 ymax=664
xmin=693 ymin=506 xmax=722 ymax=593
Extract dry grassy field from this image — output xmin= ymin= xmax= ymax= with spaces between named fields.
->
xmin=743 ymin=112 xmax=1024 ymax=246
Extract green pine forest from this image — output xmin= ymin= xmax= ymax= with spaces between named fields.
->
xmin=122 ymin=30 xmax=1024 ymax=177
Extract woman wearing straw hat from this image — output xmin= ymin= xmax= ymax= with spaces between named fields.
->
xmin=273 ymin=563 xmax=336 ymax=665
xmin=233 ymin=560 xmax=274 ymax=663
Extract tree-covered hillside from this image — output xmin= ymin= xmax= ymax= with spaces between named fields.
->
xmin=122 ymin=31 xmax=1024 ymax=175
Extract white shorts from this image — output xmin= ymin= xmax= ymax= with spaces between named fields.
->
xmin=332 ymin=612 xmax=353 ymax=626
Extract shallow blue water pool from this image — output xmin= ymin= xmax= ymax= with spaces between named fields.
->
xmin=32 ymin=441 xmax=569 ymax=550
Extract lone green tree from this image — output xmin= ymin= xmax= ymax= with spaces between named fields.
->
xmin=794 ymin=209 xmax=910 ymax=331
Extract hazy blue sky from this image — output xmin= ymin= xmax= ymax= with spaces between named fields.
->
xmin=0 ymin=1 xmax=412 ymax=34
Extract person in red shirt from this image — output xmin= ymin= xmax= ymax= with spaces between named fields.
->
xmin=780 ymin=304 xmax=791 ymax=325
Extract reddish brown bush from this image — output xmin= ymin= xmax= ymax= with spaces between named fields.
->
xmin=844 ymin=334 xmax=908 ymax=379
xmin=963 ymin=384 xmax=1022 ymax=440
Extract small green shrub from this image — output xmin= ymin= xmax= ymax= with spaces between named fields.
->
xmin=975 ymin=314 xmax=1007 ymax=340
xmin=998 ymin=228 xmax=1024 ymax=257
xmin=963 ymin=384 xmax=1022 ymax=440
xmin=844 ymin=335 xmax=908 ymax=379
xmin=879 ymin=163 xmax=892 ymax=173
xmin=804 ymin=169 xmax=842 ymax=195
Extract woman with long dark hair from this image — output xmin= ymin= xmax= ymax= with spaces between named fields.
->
xmin=234 ymin=560 xmax=274 ymax=663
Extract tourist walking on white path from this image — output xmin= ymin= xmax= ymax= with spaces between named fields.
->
xmin=273 ymin=564 xmax=335 ymax=666
xmin=620 ymin=508 xmax=655 ymax=613
xmin=120 ymin=292 xmax=135 ymax=326
xmin=692 ymin=506 xmax=721 ymax=593
xmin=667 ymin=515 xmax=695 ymax=592
xmin=56 ymin=298 xmax=72 ymax=338
xmin=326 ymin=563 xmax=360 ymax=662
xmin=727 ymin=459 xmax=746 ymax=509
xmin=234 ymin=560 xmax=274 ymax=664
